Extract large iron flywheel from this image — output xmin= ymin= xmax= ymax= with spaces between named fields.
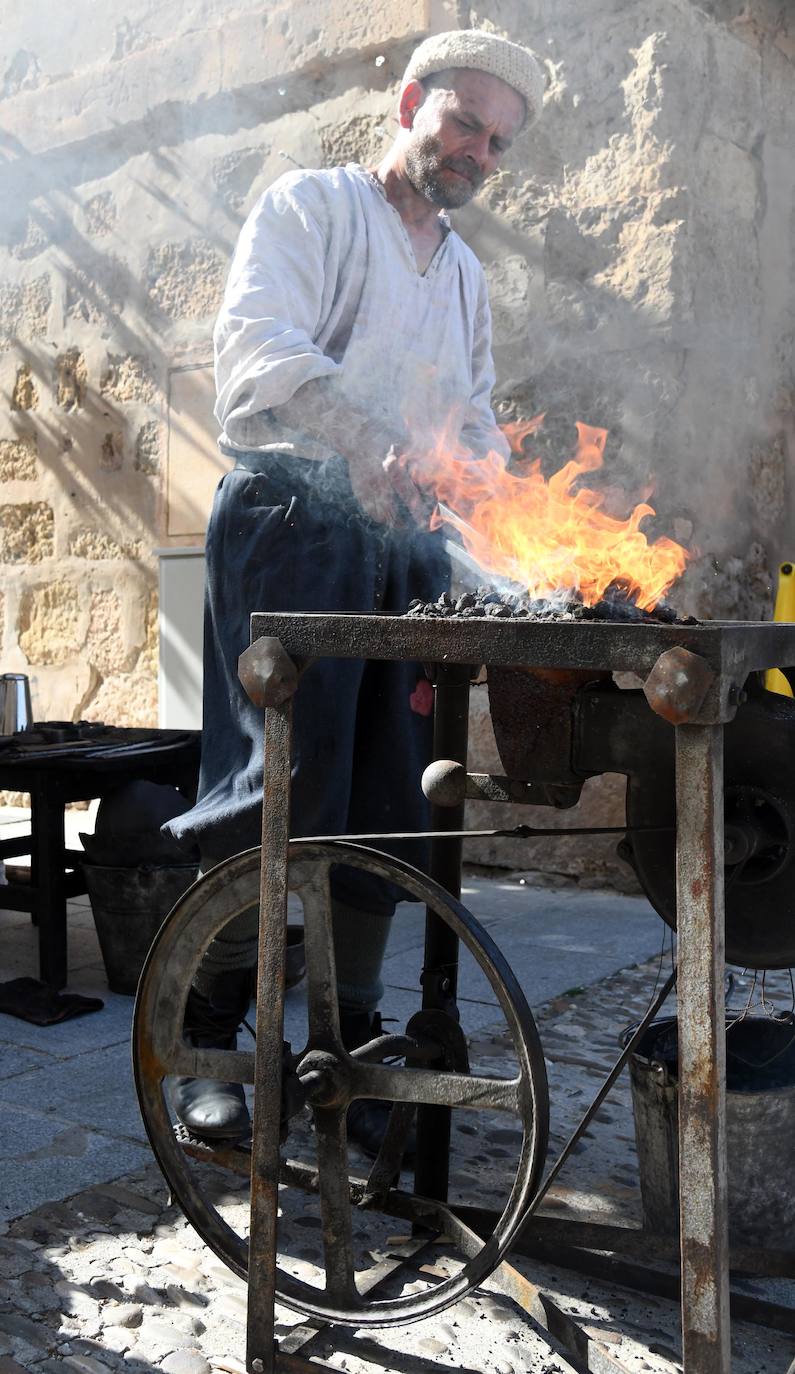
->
xmin=133 ymin=841 xmax=550 ymax=1326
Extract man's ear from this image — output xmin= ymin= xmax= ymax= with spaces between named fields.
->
xmin=398 ymin=79 xmax=425 ymax=130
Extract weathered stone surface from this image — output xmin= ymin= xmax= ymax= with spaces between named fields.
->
xmin=147 ymin=240 xmax=227 ymax=320
xmin=212 ymin=146 xmax=268 ymax=210
xmin=86 ymin=589 xmax=138 ymax=675
xmin=18 ymin=582 xmax=84 ymax=665
xmin=10 ymin=364 xmax=38 ymax=411
xmin=137 ymin=591 xmax=159 ymax=678
xmin=100 ymin=354 xmax=157 ymax=404
xmin=0 ymin=502 xmax=53 ymax=563
xmin=0 ymin=435 xmax=37 ymax=481
xmin=134 ymin=421 xmax=163 ymax=475
xmin=99 ymin=431 xmax=124 ymax=471
xmin=103 ymin=1305 xmax=142 ymax=1330
xmin=66 ymin=257 xmax=126 ymax=332
xmin=9 ymin=215 xmax=50 ymax=262
xmin=320 ymin=111 xmax=390 ymax=168
xmin=83 ymin=670 xmax=157 ymax=728
xmin=159 ymin=1351 xmax=211 ymax=1374
xmin=53 ymin=1280 xmax=100 ymax=1318
xmin=67 ymin=528 xmax=141 ymax=561
xmin=55 ymin=350 xmax=88 ymax=412
xmin=62 ymin=1355 xmax=107 ymax=1374
xmin=82 ymin=191 xmax=117 ymax=237
xmin=0 ymin=276 xmax=51 ymax=349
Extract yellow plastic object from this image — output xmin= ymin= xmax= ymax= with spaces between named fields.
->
xmin=765 ymin=561 xmax=795 ymax=697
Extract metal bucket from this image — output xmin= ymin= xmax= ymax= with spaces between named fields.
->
xmin=628 ymin=1015 xmax=795 ymax=1246
xmin=83 ymin=862 xmax=199 ymax=996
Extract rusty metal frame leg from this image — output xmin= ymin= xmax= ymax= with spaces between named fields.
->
xmin=675 ymin=723 xmax=730 ymax=1374
xmin=246 ymin=701 xmax=293 ymax=1374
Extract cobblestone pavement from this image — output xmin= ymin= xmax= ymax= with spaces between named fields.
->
xmin=1 ymin=950 xmax=794 ymax=1373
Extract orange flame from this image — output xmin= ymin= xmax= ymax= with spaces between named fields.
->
xmin=412 ymin=418 xmax=690 ymax=611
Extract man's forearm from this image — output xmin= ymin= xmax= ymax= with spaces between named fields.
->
xmin=271 ymin=377 xmax=399 ymax=464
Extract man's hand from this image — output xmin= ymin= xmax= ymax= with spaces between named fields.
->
xmin=349 ymin=447 xmax=436 ymax=529
xmin=383 ymin=449 xmax=437 ymax=529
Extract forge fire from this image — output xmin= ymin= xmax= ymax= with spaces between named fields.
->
xmin=407 ymin=416 xmax=692 ymax=616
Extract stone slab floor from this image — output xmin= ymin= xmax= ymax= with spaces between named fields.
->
xmin=0 ymin=806 xmax=793 ymax=1373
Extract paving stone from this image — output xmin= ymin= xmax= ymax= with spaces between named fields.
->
xmin=163 ymin=1285 xmax=210 ymax=1311
xmin=159 ymin=1350 xmax=212 ymax=1374
xmin=134 ymin=1318 xmax=195 ymax=1357
xmin=0 ymin=1313 xmax=52 ymax=1349
xmin=64 ymin=1355 xmax=113 ymax=1374
xmin=103 ymin=1305 xmax=143 ymax=1330
xmin=54 ymin=1279 xmax=101 ymax=1317
xmin=116 ymin=1278 xmax=162 ymax=1305
xmin=93 ymin=1186 xmax=162 ymax=1217
xmin=99 ymin=1326 xmax=136 ymax=1355
xmin=86 ymin=1277 xmax=126 ymax=1301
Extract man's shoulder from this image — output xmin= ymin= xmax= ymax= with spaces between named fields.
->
xmin=259 ymin=164 xmax=365 ymax=211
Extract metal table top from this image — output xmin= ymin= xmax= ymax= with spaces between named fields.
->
xmin=251 ymin=612 xmax=795 ymax=681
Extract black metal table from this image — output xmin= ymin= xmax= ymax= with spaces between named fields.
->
xmin=0 ymin=728 xmax=200 ymax=990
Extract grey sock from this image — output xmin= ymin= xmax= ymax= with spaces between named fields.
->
xmin=331 ymin=898 xmax=393 ymax=1014
xmin=192 ymin=848 xmax=258 ymax=996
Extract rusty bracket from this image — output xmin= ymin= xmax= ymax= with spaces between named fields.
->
xmin=642 ymin=646 xmax=718 ymax=725
xmin=238 ymin=636 xmax=309 ymax=708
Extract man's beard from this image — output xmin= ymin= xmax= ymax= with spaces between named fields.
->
xmin=404 ymin=133 xmax=484 ymax=209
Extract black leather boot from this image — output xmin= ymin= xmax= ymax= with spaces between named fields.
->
xmin=340 ymin=1010 xmax=416 ymax=1163
xmin=171 ymin=969 xmax=252 ymax=1141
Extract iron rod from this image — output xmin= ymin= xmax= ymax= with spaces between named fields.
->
xmin=246 ymin=702 xmax=293 ymax=1374
xmin=296 ymin=823 xmax=671 ymax=842
xmin=675 ymin=724 xmax=730 ymax=1374
xmin=414 ymin=665 xmax=471 ymax=1206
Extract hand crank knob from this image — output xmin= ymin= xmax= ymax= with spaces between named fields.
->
xmin=421 ymin=758 xmax=467 ymax=807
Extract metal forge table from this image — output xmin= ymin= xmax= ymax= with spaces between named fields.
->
xmin=135 ymin=613 xmax=795 ymax=1374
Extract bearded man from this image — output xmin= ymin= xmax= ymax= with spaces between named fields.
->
xmin=166 ymin=29 xmax=544 ymax=1154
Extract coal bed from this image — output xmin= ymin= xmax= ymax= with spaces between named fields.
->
xmin=405 ymin=586 xmax=698 ymax=627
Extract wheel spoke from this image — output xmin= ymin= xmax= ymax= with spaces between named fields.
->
xmin=349 ymin=1062 xmax=522 ymax=1115
xmin=313 ymin=1107 xmax=358 ymax=1302
xmin=295 ymin=861 xmax=342 ymax=1047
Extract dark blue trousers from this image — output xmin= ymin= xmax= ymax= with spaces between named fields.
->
xmin=167 ymin=453 xmax=449 ymax=917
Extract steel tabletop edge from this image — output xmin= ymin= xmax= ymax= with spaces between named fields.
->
xmin=250 ymin=612 xmax=795 ymax=681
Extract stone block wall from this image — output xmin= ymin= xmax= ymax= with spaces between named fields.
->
xmin=1 ymin=0 xmax=793 ymax=880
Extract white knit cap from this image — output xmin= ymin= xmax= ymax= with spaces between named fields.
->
xmin=402 ymin=29 xmax=545 ymax=124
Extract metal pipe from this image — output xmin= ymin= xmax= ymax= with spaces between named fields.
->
xmin=675 ymin=724 xmax=730 ymax=1374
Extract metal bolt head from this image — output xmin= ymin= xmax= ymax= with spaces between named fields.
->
xmin=252 ymin=1360 xmax=264 ymax=1373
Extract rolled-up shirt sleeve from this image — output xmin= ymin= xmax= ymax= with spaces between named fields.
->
xmin=459 ymin=278 xmax=510 ymax=462
xmin=214 ymin=177 xmax=340 ymax=442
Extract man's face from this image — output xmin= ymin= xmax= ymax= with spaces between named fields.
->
xmin=403 ymin=68 xmax=526 ymax=209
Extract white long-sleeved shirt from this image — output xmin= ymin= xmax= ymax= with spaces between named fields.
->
xmin=214 ymin=163 xmax=509 ymax=464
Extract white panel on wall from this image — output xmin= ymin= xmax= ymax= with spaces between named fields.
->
xmin=156 ymin=548 xmax=206 ymax=730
